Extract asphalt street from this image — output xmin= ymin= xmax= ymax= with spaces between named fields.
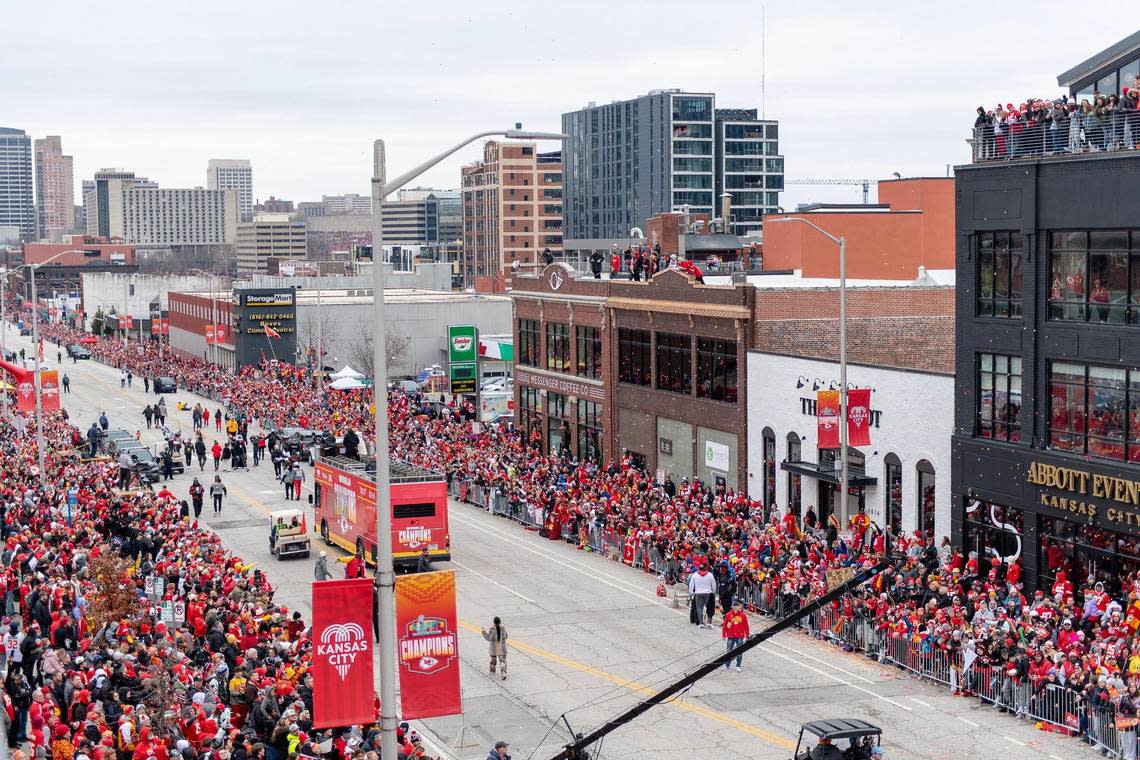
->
xmin=23 ymin=325 xmax=1097 ymax=760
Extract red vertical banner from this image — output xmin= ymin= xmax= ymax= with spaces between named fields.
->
xmin=205 ymin=324 xmax=215 ymax=344
xmin=162 ymin=318 xmax=170 ymax=334
xmin=15 ymin=377 xmax=34 ymax=411
xmin=215 ymin=324 xmax=227 ymax=344
xmin=311 ymin=578 xmax=375 ymax=729
xmin=846 ymin=388 xmax=872 ymax=447
xmin=395 ymin=570 xmax=462 ymax=719
xmin=816 ymin=390 xmax=840 ymax=449
xmin=40 ymin=371 xmax=60 ymax=412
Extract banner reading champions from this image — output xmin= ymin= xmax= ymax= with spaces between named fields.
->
xmin=311 ymin=578 xmax=375 ymax=728
xmin=816 ymin=390 xmax=840 ymax=449
xmin=394 ymin=570 xmax=462 ymax=719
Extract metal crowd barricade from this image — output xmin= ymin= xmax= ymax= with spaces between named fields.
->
xmin=1089 ymin=705 xmax=1122 ymax=758
xmin=1027 ymin=684 xmax=1083 ymax=737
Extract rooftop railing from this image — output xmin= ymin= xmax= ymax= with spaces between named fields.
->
xmin=970 ymin=110 xmax=1140 ymax=162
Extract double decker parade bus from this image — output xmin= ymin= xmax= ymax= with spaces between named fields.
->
xmin=313 ymin=455 xmax=450 ymax=567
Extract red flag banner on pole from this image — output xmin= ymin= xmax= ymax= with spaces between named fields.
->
xmin=264 ymin=324 xmax=281 ymax=340
xmin=816 ymin=390 xmax=841 ymax=449
xmin=40 ymin=371 xmax=60 ymax=412
xmin=215 ymin=324 xmax=227 ymax=344
xmin=395 ymin=570 xmax=462 ymax=719
xmin=205 ymin=325 xmax=215 ymax=344
xmin=846 ymin=388 xmax=872 ymax=447
xmin=311 ymin=578 xmax=375 ymax=729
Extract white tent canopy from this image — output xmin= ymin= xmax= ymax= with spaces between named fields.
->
xmin=331 ymin=365 xmax=365 ymax=380
xmin=329 ymin=376 xmax=366 ymax=391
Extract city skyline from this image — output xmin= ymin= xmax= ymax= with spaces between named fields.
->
xmin=5 ymin=2 xmax=1130 ymax=212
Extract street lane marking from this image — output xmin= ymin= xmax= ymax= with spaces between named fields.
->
xmin=456 ymin=620 xmax=796 ymax=750
xmin=957 ymin=717 xmax=979 ymax=727
xmin=909 ymin=697 xmax=932 ymax=708
xmin=754 ymin=643 xmax=911 ymax=712
xmin=764 ymin=639 xmax=878 ymax=684
xmin=451 ymin=559 xmax=539 ymax=606
xmin=1003 ymin=736 xmax=1026 ymax=747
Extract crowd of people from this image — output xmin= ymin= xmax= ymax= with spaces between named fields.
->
xmin=25 ymin=318 xmax=1140 ymax=757
xmin=973 ymin=82 xmax=1140 ymax=161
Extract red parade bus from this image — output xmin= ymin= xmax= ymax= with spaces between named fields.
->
xmin=312 ymin=455 xmax=450 ymax=568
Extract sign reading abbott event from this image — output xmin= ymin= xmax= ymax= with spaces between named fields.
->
xmin=448 ymin=324 xmax=477 ymax=363
xmin=311 ymin=578 xmax=375 ymax=729
xmin=1026 ymin=460 xmax=1140 ymax=530
xmin=395 ymin=570 xmax=462 ymax=719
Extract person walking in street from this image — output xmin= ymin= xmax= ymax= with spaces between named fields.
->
xmin=61 ymin=373 xmax=70 ymax=393
xmin=272 ymin=445 xmax=286 ymax=478
xmin=416 ymin=547 xmax=432 ymax=573
xmin=195 ymin=436 xmax=207 ymax=471
xmin=143 ymin=404 xmax=154 ymax=429
xmin=211 ymin=440 xmax=222 ymax=471
xmin=281 ymin=465 xmax=296 ymax=500
xmin=117 ymin=449 xmax=133 ymax=490
xmin=209 ymin=475 xmax=227 ymax=514
xmin=314 ymin=551 xmax=332 ymax=581
xmin=143 ymin=375 xmax=149 ymax=393
xmin=120 ymin=369 xmax=127 ymax=388
xmin=189 ymin=477 xmax=205 ymax=519
xmin=56 ymin=348 xmax=61 ymax=364
xmin=486 ymin=741 xmax=511 ymax=760
xmin=126 ymin=370 xmax=133 ymax=388
xmin=161 ymin=446 xmax=174 ymax=481
xmin=688 ymin=562 xmax=717 ymax=629
xmin=290 ymin=461 xmax=305 ymax=500
xmin=721 ymin=600 xmax=750 ymax=672
xmin=86 ymin=422 xmax=100 ymax=456
xmin=98 ymin=411 xmax=109 ymax=431
xmin=156 ymin=397 xmax=167 ymax=426
xmin=183 ymin=438 xmax=193 ymax=468
xmin=214 ymin=408 xmax=222 ymax=432
xmin=482 ymin=617 xmax=509 ymax=680
xmin=345 ymin=551 xmax=366 ymax=579
xmin=192 ymin=404 xmax=203 ymax=431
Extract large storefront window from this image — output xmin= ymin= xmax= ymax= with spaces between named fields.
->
xmin=763 ymin=428 xmax=776 ymax=513
xmin=976 ymin=232 xmax=1024 ymax=318
xmin=617 ymin=328 xmax=651 ymax=386
xmin=1048 ymin=361 xmax=1140 ymax=462
xmin=577 ymin=400 xmax=602 ymax=464
xmin=884 ymin=453 xmax=902 ymax=535
xmin=655 ymin=332 xmax=692 ymax=394
xmin=546 ymin=392 xmax=569 ymax=454
xmin=519 ymin=387 xmax=542 ymax=448
xmin=1038 ymin=517 xmax=1140 ymax=596
xmin=1048 ymin=230 xmax=1140 ymax=324
xmin=518 ymin=319 xmax=539 ymax=367
xmin=575 ymin=325 xmax=601 ymax=379
xmin=545 ymin=322 xmax=569 ymax=372
xmin=696 ymin=337 xmax=737 ymax=402
xmin=787 ymin=433 xmax=802 ymax=521
xmin=965 ymin=498 xmax=1022 ymax=569
xmin=917 ymin=459 xmax=936 ymax=538
xmin=977 ymin=353 xmax=1022 ymax=442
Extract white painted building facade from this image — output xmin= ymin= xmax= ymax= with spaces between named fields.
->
xmin=746 ymin=351 xmax=953 ymax=542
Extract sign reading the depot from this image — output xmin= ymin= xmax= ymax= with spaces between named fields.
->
xmin=1026 ymin=460 xmax=1140 ymax=530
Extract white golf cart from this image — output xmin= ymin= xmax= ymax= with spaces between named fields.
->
xmin=269 ymin=508 xmax=311 ymax=560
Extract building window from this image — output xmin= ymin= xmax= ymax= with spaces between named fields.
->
xmin=965 ymin=498 xmax=1022 ymax=570
xmin=655 ymin=332 xmax=692 ymax=394
xmin=696 ymin=338 xmax=737 ymax=402
xmin=762 ymin=428 xmax=776 ymax=513
xmin=546 ymin=392 xmax=569 ymax=454
xmin=617 ymin=328 xmax=651 ymax=386
xmin=518 ymin=319 xmax=539 ymax=367
xmin=787 ymin=432 xmax=801 ymax=522
xmin=917 ymin=460 xmax=936 ymax=538
xmin=575 ymin=325 xmax=601 ymax=379
xmin=977 ymin=353 xmax=1022 ymax=442
xmin=884 ymin=453 xmax=902 ymax=536
xmin=519 ymin=387 xmax=542 ymax=448
xmin=1048 ymin=230 xmax=1139 ymax=324
xmin=976 ymin=232 xmax=1024 ymax=318
xmin=1037 ymin=517 xmax=1139 ymax=596
xmin=1048 ymin=361 xmax=1140 ymax=462
xmin=577 ymin=400 xmax=603 ymax=465
xmin=545 ymin=323 xmax=570 ymax=372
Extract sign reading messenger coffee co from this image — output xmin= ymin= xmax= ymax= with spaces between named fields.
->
xmin=1026 ymin=460 xmax=1140 ymax=530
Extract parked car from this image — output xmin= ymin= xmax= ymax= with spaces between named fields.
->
xmin=122 ymin=446 xmax=163 ymax=484
xmin=395 ymin=379 xmax=421 ymax=396
xmin=101 ymin=429 xmax=139 ymax=457
xmin=276 ymin=426 xmax=318 ymax=461
xmin=66 ymin=344 xmax=91 ymax=359
xmin=153 ymin=376 xmax=177 ymax=393
xmin=18 ymin=327 xmax=31 ymax=337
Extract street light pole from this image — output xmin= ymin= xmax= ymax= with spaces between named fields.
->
xmin=370 ymin=127 xmax=566 ymax=760
xmin=766 ymin=217 xmax=849 ymax=527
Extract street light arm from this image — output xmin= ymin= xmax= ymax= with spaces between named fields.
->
xmin=766 ymin=216 xmax=843 ymax=246
xmin=378 ymin=129 xmax=568 ymax=196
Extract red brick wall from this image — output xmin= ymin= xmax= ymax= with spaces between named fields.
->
xmin=754 ymin=286 xmax=955 ymax=320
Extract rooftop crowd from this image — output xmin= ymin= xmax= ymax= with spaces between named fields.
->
xmin=25 ymin=319 xmax=1140 ymax=755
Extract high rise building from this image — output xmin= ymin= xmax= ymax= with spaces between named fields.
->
xmin=84 ymin=169 xmax=237 ymax=246
xmin=561 ymin=91 xmax=783 ymax=239
xmin=207 ymin=159 xmax=253 ymax=220
xmin=0 ymin=128 xmax=35 ymax=240
xmin=34 ymin=135 xmax=75 ymax=239
xmin=461 ymin=141 xmax=562 ymax=287
xmin=381 ymin=189 xmax=462 ymax=245
xmin=235 ymin=213 xmax=307 ymax=273
xmin=84 ymin=169 xmax=156 ymax=239
xmin=322 ymin=193 xmax=371 ymax=216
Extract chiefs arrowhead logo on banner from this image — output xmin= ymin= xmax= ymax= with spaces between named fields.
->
xmin=846 ymin=388 xmax=872 ymax=447
xmin=215 ymin=324 xmax=227 ymax=344
xmin=16 ymin=380 xmax=34 ymax=411
xmin=816 ymin=390 xmax=840 ymax=449
xmin=205 ymin=324 xmax=215 ymax=344
xmin=40 ymin=371 xmax=60 ymax=411
xmin=395 ymin=570 xmax=462 ymax=719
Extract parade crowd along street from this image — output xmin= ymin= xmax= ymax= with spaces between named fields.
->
xmin=13 ymin=316 xmax=1140 ymax=759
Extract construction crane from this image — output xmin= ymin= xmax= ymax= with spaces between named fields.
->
xmin=786 ymin=178 xmax=879 ymax=204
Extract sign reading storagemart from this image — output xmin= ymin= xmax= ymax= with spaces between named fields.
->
xmin=447 ymin=324 xmax=477 ymax=363
xmin=234 ymin=288 xmax=297 ymax=367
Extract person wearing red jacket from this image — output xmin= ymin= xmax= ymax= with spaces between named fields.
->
xmin=721 ymin=600 xmax=751 ymax=672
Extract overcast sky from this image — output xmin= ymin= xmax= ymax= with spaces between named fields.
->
xmin=6 ymin=1 xmax=1128 ymax=209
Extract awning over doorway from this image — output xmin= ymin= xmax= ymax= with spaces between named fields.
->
xmin=780 ymin=459 xmax=877 ymax=488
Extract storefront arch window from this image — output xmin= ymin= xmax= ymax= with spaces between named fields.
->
xmin=762 ymin=427 xmax=776 ymax=514
xmin=916 ymin=459 xmax=935 ymax=538
xmin=884 ymin=453 xmax=902 ymax=536
xmin=786 ymin=432 xmax=801 ymax=522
